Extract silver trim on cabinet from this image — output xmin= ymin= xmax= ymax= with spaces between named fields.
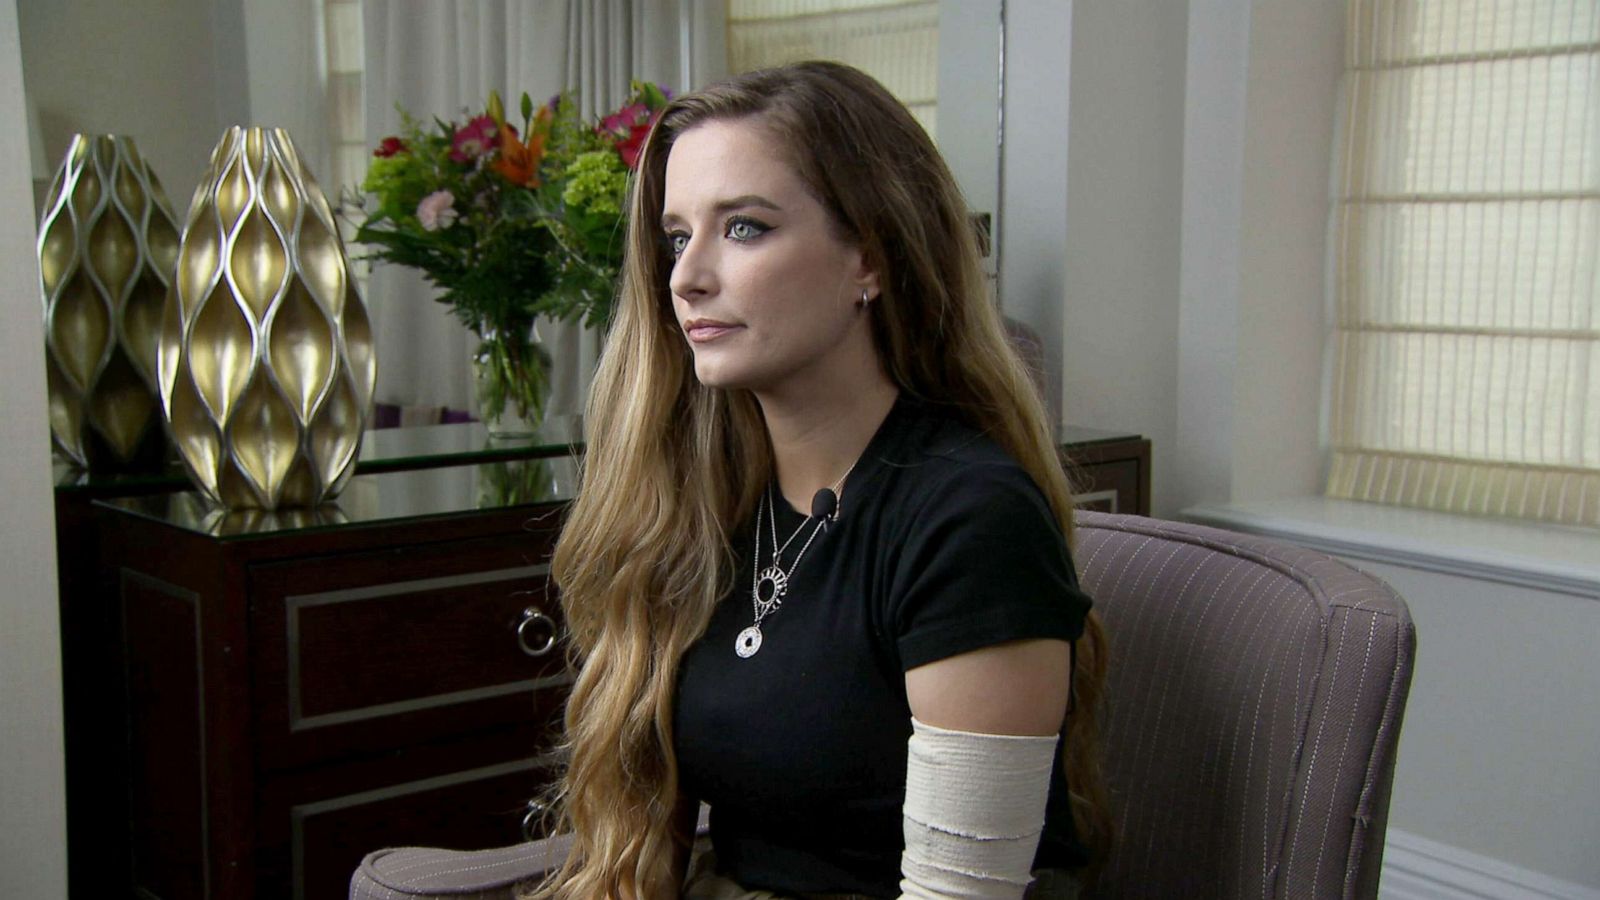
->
xmin=285 ymin=564 xmax=560 ymax=731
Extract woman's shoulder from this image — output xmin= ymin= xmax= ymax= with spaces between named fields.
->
xmin=886 ymin=400 xmax=1038 ymax=486
xmin=870 ymin=401 xmax=1055 ymax=529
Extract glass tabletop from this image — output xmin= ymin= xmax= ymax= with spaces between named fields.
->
xmin=356 ymin=415 xmax=584 ymax=471
xmin=100 ymin=453 xmax=581 ymax=539
xmin=80 ymin=415 xmax=1142 ymax=539
xmin=55 ymin=415 xmax=583 ymax=493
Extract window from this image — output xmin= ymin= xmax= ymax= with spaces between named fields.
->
xmin=1328 ymin=0 xmax=1600 ymax=525
xmin=725 ymin=0 xmax=939 ymax=135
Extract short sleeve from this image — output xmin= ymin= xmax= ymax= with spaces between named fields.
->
xmin=888 ymin=463 xmax=1092 ymax=671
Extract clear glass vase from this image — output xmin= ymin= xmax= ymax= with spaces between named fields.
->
xmin=473 ymin=325 xmax=552 ymax=439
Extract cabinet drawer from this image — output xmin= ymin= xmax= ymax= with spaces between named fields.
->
xmin=256 ymin=728 xmax=561 ymax=900
xmin=1072 ymin=459 xmax=1141 ymax=514
xmin=251 ymin=533 xmax=570 ymax=769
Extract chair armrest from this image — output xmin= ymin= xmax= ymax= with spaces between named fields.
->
xmin=350 ymin=835 xmax=573 ymax=899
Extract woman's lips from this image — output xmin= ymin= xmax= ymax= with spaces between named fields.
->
xmin=684 ymin=320 xmax=742 ymax=343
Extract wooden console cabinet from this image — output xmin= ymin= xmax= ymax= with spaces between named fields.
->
xmin=96 ymin=462 xmax=576 ymax=900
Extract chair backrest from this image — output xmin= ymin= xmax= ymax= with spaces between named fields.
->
xmin=1073 ymin=512 xmax=1415 ymax=900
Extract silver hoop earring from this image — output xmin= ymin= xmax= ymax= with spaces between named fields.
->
xmin=857 ymin=288 xmax=872 ymax=310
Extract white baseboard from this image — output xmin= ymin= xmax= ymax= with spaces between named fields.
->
xmin=1382 ymin=829 xmax=1600 ymax=900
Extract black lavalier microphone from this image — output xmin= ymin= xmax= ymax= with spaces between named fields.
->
xmin=811 ymin=488 xmax=839 ymax=521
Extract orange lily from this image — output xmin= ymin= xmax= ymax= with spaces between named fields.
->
xmin=493 ymin=106 xmax=551 ymax=187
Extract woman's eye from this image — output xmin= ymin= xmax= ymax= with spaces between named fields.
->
xmin=666 ymin=232 xmax=690 ymax=257
xmin=726 ymin=218 xmax=769 ymax=242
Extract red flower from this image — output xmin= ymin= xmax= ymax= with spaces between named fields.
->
xmin=374 ymin=136 xmax=407 ymax=158
xmin=602 ymin=105 xmax=661 ymax=170
xmin=599 ymin=103 xmax=649 ymax=138
xmin=450 ymin=115 xmax=499 ymax=163
xmin=616 ymin=120 xmax=655 ymax=170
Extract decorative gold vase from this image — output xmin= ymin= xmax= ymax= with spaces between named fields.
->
xmin=37 ymin=135 xmax=181 ymax=471
xmin=159 ymin=127 xmax=376 ymax=510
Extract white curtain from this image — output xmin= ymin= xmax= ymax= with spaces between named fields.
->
xmin=1327 ymin=0 xmax=1600 ymax=525
xmin=361 ymin=0 xmax=713 ymax=418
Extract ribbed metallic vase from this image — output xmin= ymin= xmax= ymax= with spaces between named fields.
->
xmin=159 ymin=127 xmax=376 ymax=510
xmin=37 ymin=135 xmax=181 ymax=471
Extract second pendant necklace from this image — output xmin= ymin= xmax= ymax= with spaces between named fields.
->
xmin=736 ymin=461 xmax=857 ymax=659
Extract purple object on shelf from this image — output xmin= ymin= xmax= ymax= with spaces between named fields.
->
xmin=370 ymin=403 xmax=478 ymax=430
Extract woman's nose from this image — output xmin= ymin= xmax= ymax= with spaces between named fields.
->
xmin=669 ymin=233 xmax=716 ymax=300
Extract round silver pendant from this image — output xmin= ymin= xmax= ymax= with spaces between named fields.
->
xmin=754 ymin=566 xmax=788 ymax=611
xmin=735 ymin=625 xmax=763 ymax=658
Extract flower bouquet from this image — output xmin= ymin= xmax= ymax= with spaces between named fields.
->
xmin=353 ymin=82 xmax=668 ymax=432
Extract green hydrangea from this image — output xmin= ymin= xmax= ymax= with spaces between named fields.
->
xmin=562 ymin=150 xmax=627 ymax=218
xmin=361 ymin=154 xmax=432 ymax=222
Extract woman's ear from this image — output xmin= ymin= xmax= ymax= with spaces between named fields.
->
xmin=853 ymin=252 xmax=881 ymax=303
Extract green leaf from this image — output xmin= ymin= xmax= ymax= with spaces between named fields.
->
xmin=639 ymin=81 xmax=668 ymax=108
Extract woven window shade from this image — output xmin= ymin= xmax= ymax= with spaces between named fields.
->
xmin=726 ymin=0 xmax=939 ymax=136
xmin=1328 ymin=0 xmax=1600 ymax=525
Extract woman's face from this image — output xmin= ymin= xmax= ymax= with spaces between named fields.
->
xmin=661 ymin=117 xmax=878 ymax=394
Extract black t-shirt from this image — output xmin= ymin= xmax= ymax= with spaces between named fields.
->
xmin=673 ymin=396 xmax=1094 ymax=897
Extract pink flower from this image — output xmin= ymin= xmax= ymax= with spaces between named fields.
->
xmin=451 ymin=115 xmax=499 ymax=162
xmin=416 ymin=190 xmax=457 ymax=231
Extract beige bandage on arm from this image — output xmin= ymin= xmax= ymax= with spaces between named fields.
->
xmin=898 ymin=717 xmax=1059 ymax=899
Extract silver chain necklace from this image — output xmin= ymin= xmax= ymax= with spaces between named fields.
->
xmin=735 ymin=460 xmax=859 ymax=658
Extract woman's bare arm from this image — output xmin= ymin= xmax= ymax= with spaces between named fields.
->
xmin=905 ymin=638 xmax=1071 ymax=736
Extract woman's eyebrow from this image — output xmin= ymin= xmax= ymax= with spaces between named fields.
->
xmin=661 ymin=194 xmax=783 ymax=228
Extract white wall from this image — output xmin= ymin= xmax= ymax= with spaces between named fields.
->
xmin=18 ymin=0 xmax=248 ymax=207
xmin=1173 ymin=0 xmax=1248 ymax=515
xmin=1059 ymin=0 xmax=1187 ymax=508
xmin=1231 ymin=1 xmax=1338 ymax=503
xmin=1000 ymin=0 xmax=1074 ymax=424
xmin=1056 ymin=0 xmax=1335 ymax=517
xmin=1349 ymin=560 xmax=1600 ymax=888
xmin=1172 ymin=0 xmax=1337 ymax=514
xmin=0 ymin=0 xmax=67 ymax=893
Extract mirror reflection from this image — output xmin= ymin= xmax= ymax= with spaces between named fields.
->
xmin=19 ymin=0 xmax=1001 ymax=427
xmin=18 ymin=1 xmax=998 ymax=422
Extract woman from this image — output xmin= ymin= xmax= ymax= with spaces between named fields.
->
xmin=544 ymin=61 xmax=1108 ymax=899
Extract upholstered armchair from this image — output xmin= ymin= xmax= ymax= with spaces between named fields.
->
xmin=1074 ymin=512 xmax=1415 ymax=898
xmin=351 ymin=512 xmax=1416 ymax=899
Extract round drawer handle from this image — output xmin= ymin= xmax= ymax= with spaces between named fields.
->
xmin=522 ymin=799 xmax=548 ymax=842
xmin=515 ymin=606 xmax=557 ymax=658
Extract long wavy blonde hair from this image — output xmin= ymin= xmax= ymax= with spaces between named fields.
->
xmin=540 ymin=61 xmax=1109 ymax=899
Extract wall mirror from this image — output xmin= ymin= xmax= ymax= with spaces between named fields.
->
xmin=18 ymin=0 xmax=1003 ymax=412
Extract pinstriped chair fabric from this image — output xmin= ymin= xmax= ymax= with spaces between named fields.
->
xmin=350 ymin=836 xmax=570 ymax=899
xmin=1073 ymin=512 xmax=1415 ymax=900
